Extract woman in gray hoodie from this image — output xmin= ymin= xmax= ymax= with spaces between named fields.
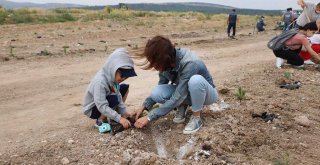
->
xmin=83 ymin=48 xmax=137 ymax=129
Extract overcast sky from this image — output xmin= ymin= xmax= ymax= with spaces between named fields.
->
xmin=8 ymin=0 xmax=320 ymax=10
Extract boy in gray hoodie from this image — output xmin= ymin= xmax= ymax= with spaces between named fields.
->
xmin=83 ymin=48 xmax=137 ymax=129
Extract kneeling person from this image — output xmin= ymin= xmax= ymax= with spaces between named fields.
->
xmin=82 ymin=48 xmax=137 ymax=130
xmin=134 ymin=36 xmax=218 ymax=134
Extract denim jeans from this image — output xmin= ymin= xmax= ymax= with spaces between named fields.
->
xmin=283 ymin=22 xmax=291 ymax=32
xmin=150 ymin=75 xmax=218 ymax=112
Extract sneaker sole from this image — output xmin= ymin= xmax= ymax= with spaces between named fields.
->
xmin=173 ymin=117 xmax=185 ymax=124
xmin=182 ymin=123 xmax=203 ymax=135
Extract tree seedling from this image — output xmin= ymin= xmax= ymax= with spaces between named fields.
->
xmin=63 ymin=46 xmax=69 ymax=55
xmin=42 ymin=49 xmax=50 ymax=56
xmin=283 ymin=72 xmax=291 ymax=79
xmin=9 ymin=45 xmax=15 ymax=57
xmin=235 ymin=87 xmax=246 ymax=101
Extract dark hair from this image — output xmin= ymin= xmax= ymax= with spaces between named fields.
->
xmin=232 ymin=9 xmax=236 ymax=12
xmin=299 ymin=22 xmax=318 ymax=30
xmin=317 ymin=3 xmax=320 ymax=7
xmin=134 ymin=36 xmax=176 ymax=70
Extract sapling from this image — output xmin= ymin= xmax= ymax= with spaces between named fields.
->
xmin=9 ymin=45 xmax=15 ymax=57
xmin=284 ymin=72 xmax=291 ymax=79
xmin=235 ymin=87 xmax=246 ymax=101
xmin=63 ymin=46 xmax=69 ymax=55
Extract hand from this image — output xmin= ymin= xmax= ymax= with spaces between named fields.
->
xmin=119 ymin=117 xmax=131 ymax=129
xmin=134 ymin=116 xmax=149 ymax=128
xmin=135 ymin=106 xmax=145 ymax=121
xmin=122 ymin=112 xmax=132 ymax=119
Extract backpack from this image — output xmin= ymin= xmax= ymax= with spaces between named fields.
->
xmin=267 ymin=30 xmax=298 ymax=51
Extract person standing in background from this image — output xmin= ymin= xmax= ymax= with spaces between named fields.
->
xmin=282 ymin=8 xmax=294 ymax=31
xmin=227 ymin=9 xmax=239 ymax=39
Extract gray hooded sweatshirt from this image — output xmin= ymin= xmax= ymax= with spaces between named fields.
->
xmin=82 ymin=48 xmax=134 ymax=122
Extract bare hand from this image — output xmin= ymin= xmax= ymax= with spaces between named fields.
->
xmin=119 ymin=117 xmax=131 ymax=129
xmin=134 ymin=116 xmax=149 ymax=128
xmin=135 ymin=106 xmax=145 ymax=121
xmin=122 ymin=112 xmax=132 ymax=119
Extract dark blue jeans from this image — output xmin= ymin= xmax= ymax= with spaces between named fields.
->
xmin=227 ymin=23 xmax=236 ymax=36
xmin=90 ymin=84 xmax=129 ymax=119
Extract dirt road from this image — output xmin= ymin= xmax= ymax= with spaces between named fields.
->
xmin=1 ymin=19 xmax=319 ymax=164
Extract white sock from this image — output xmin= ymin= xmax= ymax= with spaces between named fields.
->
xmin=276 ymin=57 xmax=284 ymax=68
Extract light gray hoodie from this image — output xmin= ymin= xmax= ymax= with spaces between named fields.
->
xmin=82 ymin=48 xmax=134 ymax=122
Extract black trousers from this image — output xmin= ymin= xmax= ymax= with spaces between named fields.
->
xmin=227 ymin=23 xmax=236 ymax=36
xmin=273 ymin=47 xmax=304 ymax=66
xmin=90 ymin=84 xmax=129 ymax=119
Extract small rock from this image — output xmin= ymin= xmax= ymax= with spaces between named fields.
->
xmin=219 ymin=88 xmax=230 ymax=94
xmin=89 ymin=163 xmax=94 ymax=165
xmin=122 ymin=151 xmax=132 ymax=163
xmin=68 ymin=139 xmax=75 ymax=144
xmin=299 ymin=143 xmax=308 ymax=148
xmin=61 ymin=157 xmax=69 ymax=165
xmin=294 ymin=116 xmax=311 ymax=127
xmin=2 ymin=57 xmax=10 ymax=61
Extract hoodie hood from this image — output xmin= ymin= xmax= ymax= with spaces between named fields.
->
xmin=102 ymin=48 xmax=135 ymax=86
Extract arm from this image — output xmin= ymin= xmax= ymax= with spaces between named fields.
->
xmin=147 ymin=62 xmax=199 ymax=121
xmin=298 ymin=0 xmax=306 ymax=9
xmin=304 ymin=42 xmax=320 ymax=62
xmin=317 ymin=19 xmax=320 ymax=31
xmin=93 ymin=82 xmax=121 ymax=122
xmin=226 ymin=16 xmax=229 ymax=25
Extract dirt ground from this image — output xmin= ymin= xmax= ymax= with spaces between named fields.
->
xmin=0 ymin=16 xmax=320 ymax=165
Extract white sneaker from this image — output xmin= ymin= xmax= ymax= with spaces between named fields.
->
xmin=276 ymin=57 xmax=284 ymax=69
xmin=183 ymin=116 xmax=203 ymax=134
xmin=304 ymin=59 xmax=315 ymax=65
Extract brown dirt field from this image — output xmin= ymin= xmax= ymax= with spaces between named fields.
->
xmin=0 ymin=16 xmax=319 ymax=165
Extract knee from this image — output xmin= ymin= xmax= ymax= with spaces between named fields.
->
xmin=150 ymin=85 xmax=166 ymax=103
xmin=188 ymin=75 xmax=205 ymax=91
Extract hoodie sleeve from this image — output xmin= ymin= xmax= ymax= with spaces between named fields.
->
xmin=117 ymin=93 xmax=127 ymax=115
xmin=93 ymin=81 xmax=121 ymax=122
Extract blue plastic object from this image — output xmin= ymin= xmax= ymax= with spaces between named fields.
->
xmin=98 ymin=123 xmax=111 ymax=133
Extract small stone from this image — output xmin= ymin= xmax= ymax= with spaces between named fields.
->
xmin=68 ymin=139 xmax=75 ymax=144
xmin=89 ymin=163 xmax=94 ymax=165
xmin=299 ymin=143 xmax=308 ymax=148
xmin=294 ymin=116 xmax=311 ymax=127
xmin=122 ymin=151 xmax=132 ymax=163
xmin=272 ymin=127 xmax=276 ymax=130
xmin=61 ymin=157 xmax=69 ymax=165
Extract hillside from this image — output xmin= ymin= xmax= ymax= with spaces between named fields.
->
xmin=0 ymin=0 xmax=85 ymax=9
xmin=94 ymin=2 xmax=283 ymax=16
xmin=0 ymin=1 xmax=283 ymax=16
